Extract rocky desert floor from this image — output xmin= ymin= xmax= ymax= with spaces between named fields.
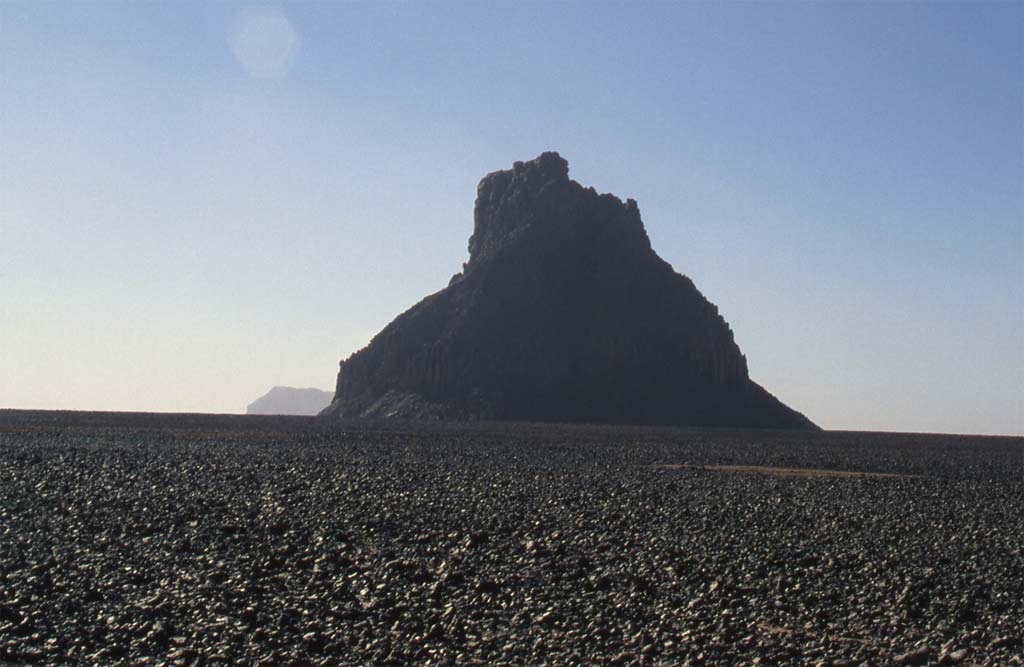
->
xmin=1 ymin=410 xmax=1021 ymax=666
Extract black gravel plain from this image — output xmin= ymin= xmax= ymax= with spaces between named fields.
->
xmin=1 ymin=410 xmax=1022 ymax=666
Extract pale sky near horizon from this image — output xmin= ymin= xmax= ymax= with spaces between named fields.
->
xmin=2 ymin=2 xmax=1022 ymax=435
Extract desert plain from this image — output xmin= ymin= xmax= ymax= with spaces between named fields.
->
xmin=0 ymin=410 xmax=1021 ymax=666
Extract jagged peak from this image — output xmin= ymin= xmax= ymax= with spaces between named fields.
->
xmin=477 ymin=151 xmax=569 ymax=195
xmin=513 ymin=151 xmax=569 ymax=181
xmin=468 ymin=151 xmax=648 ymax=269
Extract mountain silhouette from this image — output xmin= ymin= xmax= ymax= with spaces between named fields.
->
xmin=247 ymin=387 xmax=333 ymax=416
xmin=321 ymin=152 xmax=815 ymax=429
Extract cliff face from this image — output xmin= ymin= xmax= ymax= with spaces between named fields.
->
xmin=322 ymin=152 xmax=816 ymax=429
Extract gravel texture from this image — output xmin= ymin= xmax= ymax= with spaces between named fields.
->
xmin=1 ymin=410 xmax=1022 ymax=666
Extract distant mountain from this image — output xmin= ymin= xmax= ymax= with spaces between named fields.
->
xmin=247 ymin=387 xmax=333 ymax=416
xmin=321 ymin=152 xmax=815 ymax=429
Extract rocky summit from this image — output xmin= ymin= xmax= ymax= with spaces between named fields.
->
xmin=322 ymin=152 xmax=815 ymax=429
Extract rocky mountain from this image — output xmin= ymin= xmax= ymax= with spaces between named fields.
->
xmin=247 ymin=387 xmax=333 ymax=416
xmin=321 ymin=152 xmax=815 ymax=429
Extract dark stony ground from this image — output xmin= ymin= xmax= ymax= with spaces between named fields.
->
xmin=0 ymin=410 xmax=1021 ymax=666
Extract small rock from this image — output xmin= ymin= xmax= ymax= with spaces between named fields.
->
xmin=939 ymin=648 xmax=969 ymax=664
xmin=0 ymin=604 xmax=23 ymax=624
xmin=895 ymin=647 xmax=932 ymax=666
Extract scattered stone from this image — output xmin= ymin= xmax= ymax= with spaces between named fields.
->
xmin=0 ymin=411 xmax=1021 ymax=666
xmin=939 ymin=648 xmax=969 ymax=664
xmin=895 ymin=647 xmax=932 ymax=665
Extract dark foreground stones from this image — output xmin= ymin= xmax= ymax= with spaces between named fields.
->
xmin=0 ymin=411 xmax=1021 ymax=666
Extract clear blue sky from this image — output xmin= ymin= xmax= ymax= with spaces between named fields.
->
xmin=2 ymin=1 xmax=1021 ymax=435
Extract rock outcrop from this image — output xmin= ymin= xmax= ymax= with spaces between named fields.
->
xmin=247 ymin=387 xmax=333 ymax=416
xmin=321 ymin=152 xmax=816 ymax=429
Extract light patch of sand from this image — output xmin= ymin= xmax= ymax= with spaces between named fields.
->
xmin=757 ymin=623 xmax=871 ymax=645
xmin=657 ymin=464 xmax=917 ymax=479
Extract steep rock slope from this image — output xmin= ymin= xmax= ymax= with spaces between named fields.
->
xmin=322 ymin=152 xmax=815 ymax=429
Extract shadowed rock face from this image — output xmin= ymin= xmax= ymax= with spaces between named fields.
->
xmin=322 ymin=152 xmax=816 ymax=429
